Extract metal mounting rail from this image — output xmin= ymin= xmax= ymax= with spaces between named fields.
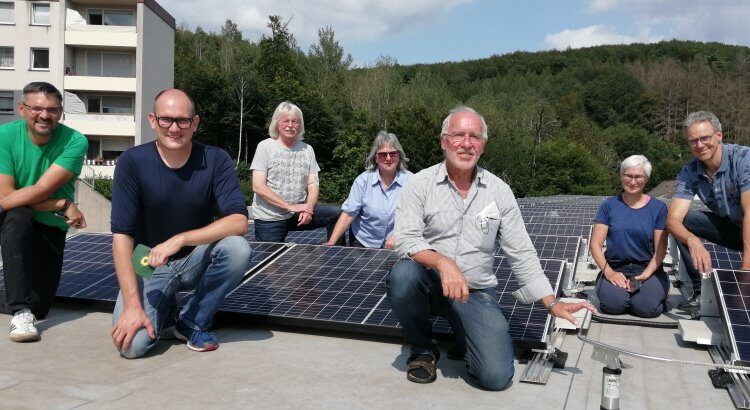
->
xmin=576 ymin=310 xmax=750 ymax=372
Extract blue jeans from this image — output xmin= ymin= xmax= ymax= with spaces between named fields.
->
xmin=386 ymin=259 xmax=515 ymax=391
xmin=254 ymin=204 xmax=344 ymax=245
xmin=676 ymin=210 xmax=742 ymax=288
xmin=113 ymin=236 xmax=252 ymax=358
xmin=596 ymin=263 xmax=669 ymax=318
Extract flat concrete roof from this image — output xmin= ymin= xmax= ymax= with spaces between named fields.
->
xmin=0 ymin=301 xmax=735 ymax=409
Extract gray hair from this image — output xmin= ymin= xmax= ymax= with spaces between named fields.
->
xmin=683 ymin=111 xmax=722 ymax=133
xmin=619 ymin=154 xmax=652 ymax=178
xmin=440 ymin=106 xmax=488 ymax=141
xmin=364 ymin=131 xmax=409 ymax=172
xmin=269 ymin=101 xmax=305 ymax=140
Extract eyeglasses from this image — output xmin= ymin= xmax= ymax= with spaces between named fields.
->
xmin=155 ymin=115 xmax=195 ymax=129
xmin=22 ymin=102 xmax=62 ymax=116
xmin=687 ymin=134 xmax=714 ymax=147
xmin=444 ymin=132 xmax=484 ymax=145
xmin=621 ymin=174 xmax=647 ymax=182
xmin=376 ymin=151 xmax=399 ymax=160
xmin=280 ymin=119 xmax=300 ymax=126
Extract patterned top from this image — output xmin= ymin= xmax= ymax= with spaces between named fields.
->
xmin=394 ymin=162 xmax=553 ymax=302
xmin=251 ymin=138 xmax=320 ymax=221
xmin=674 ymin=143 xmax=750 ymax=226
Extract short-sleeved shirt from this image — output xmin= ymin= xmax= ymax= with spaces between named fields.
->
xmin=111 ymin=141 xmax=248 ymax=259
xmin=250 ymin=138 xmax=320 ymax=221
xmin=674 ymin=143 xmax=750 ymax=226
xmin=394 ymin=162 xmax=553 ymax=302
xmin=0 ymin=119 xmax=88 ymax=230
xmin=341 ymin=169 xmax=413 ymax=248
xmin=594 ymin=195 xmax=667 ymax=263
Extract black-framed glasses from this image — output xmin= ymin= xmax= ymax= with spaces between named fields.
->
xmin=376 ymin=151 xmax=399 ymax=160
xmin=21 ymin=102 xmax=62 ymax=116
xmin=155 ymin=115 xmax=195 ymax=129
xmin=687 ymin=134 xmax=714 ymax=147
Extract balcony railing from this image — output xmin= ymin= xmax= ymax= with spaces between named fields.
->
xmin=69 ymin=68 xmax=134 ymax=78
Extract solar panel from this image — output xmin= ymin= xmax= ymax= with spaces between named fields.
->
xmin=525 ymin=216 xmax=594 ymax=226
xmin=703 ymin=242 xmax=743 ymax=270
xmin=713 ymin=269 xmax=750 ymax=364
xmin=365 ymin=257 xmax=566 ymax=346
xmin=523 ymin=222 xmax=592 ymax=240
xmin=496 ymin=234 xmax=581 ymax=263
xmin=0 ymin=232 xmax=288 ymax=304
xmin=220 ymin=245 xmax=400 ymax=329
xmin=52 ymin=233 xmax=120 ymax=301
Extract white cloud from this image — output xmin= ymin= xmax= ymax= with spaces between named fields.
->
xmin=544 ymin=25 xmax=659 ymax=50
xmin=158 ymin=0 xmax=472 ymax=47
xmin=579 ymin=0 xmax=750 ymax=46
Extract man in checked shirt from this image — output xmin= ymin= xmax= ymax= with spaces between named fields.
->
xmin=387 ymin=106 xmax=595 ymax=389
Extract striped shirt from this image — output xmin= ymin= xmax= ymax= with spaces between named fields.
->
xmin=394 ymin=162 xmax=553 ymax=303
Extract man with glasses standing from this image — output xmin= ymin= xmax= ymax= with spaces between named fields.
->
xmin=250 ymin=101 xmax=343 ymax=244
xmin=110 ymin=89 xmax=251 ymax=358
xmin=0 ymin=82 xmax=88 ymax=342
xmin=667 ymin=111 xmax=750 ymax=311
xmin=387 ymin=106 xmax=595 ymax=389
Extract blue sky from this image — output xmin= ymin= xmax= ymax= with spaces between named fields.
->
xmin=159 ymin=0 xmax=750 ymax=66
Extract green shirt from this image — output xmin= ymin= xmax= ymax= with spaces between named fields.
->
xmin=0 ymin=119 xmax=88 ymax=230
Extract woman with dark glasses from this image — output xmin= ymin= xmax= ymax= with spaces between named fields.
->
xmin=326 ymin=132 xmax=412 ymax=249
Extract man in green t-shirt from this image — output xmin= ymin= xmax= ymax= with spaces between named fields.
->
xmin=0 ymin=82 xmax=88 ymax=342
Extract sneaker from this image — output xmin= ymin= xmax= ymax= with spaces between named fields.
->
xmin=173 ymin=321 xmax=219 ymax=352
xmin=9 ymin=309 xmax=40 ymax=342
xmin=678 ymin=293 xmax=701 ymax=310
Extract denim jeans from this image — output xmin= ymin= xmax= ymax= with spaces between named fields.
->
xmin=595 ymin=263 xmax=669 ymax=318
xmin=0 ymin=207 xmax=66 ymax=318
xmin=254 ymin=204 xmax=344 ymax=245
xmin=676 ymin=210 xmax=742 ymax=288
xmin=113 ymin=236 xmax=251 ymax=358
xmin=386 ymin=259 xmax=515 ymax=391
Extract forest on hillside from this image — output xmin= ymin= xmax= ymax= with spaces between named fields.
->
xmin=173 ymin=16 xmax=750 ymax=203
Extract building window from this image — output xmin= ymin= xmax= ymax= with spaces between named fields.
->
xmin=30 ymin=3 xmax=50 ymax=25
xmin=86 ymin=95 xmax=134 ymax=114
xmin=31 ymin=48 xmax=49 ymax=70
xmin=87 ymin=9 xmax=134 ymax=26
xmin=0 ymin=47 xmax=13 ymax=68
xmin=0 ymin=91 xmax=13 ymax=114
xmin=85 ymin=51 xmax=134 ymax=77
xmin=0 ymin=2 xmax=14 ymax=24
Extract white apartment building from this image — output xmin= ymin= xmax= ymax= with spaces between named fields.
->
xmin=0 ymin=0 xmax=174 ymax=170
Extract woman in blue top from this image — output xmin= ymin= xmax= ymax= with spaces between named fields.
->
xmin=590 ymin=155 xmax=669 ymax=317
xmin=326 ymin=132 xmax=413 ymax=249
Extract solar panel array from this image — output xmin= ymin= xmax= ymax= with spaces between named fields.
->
xmin=0 ymin=233 xmax=290 ymax=304
xmin=0 ymin=195 xmax=612 ymax=349
xmin=496 ymin=234 xmax=581 ymax=263
xmin=221 ymin=245 xmax=398 ymax=328
xmin=713 ymin=269 xmax=750 ymax=364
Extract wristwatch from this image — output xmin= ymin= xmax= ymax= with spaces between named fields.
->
xmin=546 ymin=297 xmax=560 ymax=312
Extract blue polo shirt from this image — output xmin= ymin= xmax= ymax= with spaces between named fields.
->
xmin=674 ymin=143 xmax=750 ymax=226
xmin=341 ymin=169 xmax=412 ymax=248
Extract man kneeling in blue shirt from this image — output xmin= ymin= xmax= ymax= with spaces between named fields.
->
xmin=667 ymin=111 xmax=750 ymax=311
xmin=110 ymin=89 xmax=252 ymax=357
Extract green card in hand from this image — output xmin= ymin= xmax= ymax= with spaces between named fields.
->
xmin=131 ymin=244 xmax=155 ymax=279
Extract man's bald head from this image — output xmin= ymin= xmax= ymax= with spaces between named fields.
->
xmin=153 ymin=88 xmax=196 ymax=116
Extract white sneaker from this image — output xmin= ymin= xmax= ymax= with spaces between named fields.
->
xmin=9 ymin=309 xmax=40 ymax=342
